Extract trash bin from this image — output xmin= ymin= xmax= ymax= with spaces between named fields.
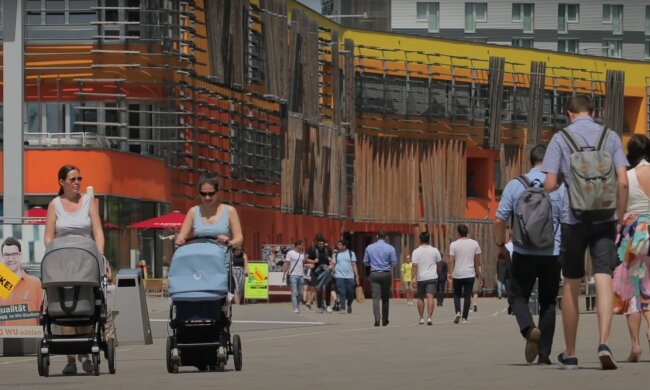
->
xmin=114 ymin=269 xmax=153 ymax=345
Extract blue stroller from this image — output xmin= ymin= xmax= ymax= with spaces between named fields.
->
xmin=166 ymin=238 xmax=242 ymax=373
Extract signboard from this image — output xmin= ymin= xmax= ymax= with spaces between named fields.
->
xmin=244 ymin=262 xmax=269 ymax=300
xmin=0 ymin=226 xmax=46 ymax=339
xmin=0 ymin=263 xmax=19 ymax=299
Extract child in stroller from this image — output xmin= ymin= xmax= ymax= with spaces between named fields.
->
xmin=166 ymin=237 xmax=243 ymax=373
xmin=37 ymin=235 xmax=116 ymax=377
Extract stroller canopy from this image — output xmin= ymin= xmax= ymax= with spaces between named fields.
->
xmin=168 ymin=241 xmax=229 ymax=301
xmin=41 ymin=235 xmax=104 ymax=287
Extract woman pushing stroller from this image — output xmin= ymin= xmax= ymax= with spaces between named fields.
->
xmin=174 ymin=173 xmax=243 ymax=250
xmin=44 ymin=165 xmax=105 ymax=375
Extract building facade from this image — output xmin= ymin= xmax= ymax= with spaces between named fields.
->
xmin=322 ymin=0 xmax=391 ymax=31
xmin=1 ymin=0 xmax=650 ymax=288
xmin=391 ymin=0 xmax=650 ymax=60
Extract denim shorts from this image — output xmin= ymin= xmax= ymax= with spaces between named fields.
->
xmin=559 ymin=222 xmax=617 ymax=279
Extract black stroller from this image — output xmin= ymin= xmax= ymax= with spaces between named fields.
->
xmin=37 ymin=235 xmax=116 ymax=376
xmin=166 ymin=238 xmax=242 ymax=373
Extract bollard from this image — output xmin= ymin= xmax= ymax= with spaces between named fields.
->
xmin=114 ymin=269 xmax=153 ymax=344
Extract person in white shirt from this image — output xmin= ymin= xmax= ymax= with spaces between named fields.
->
xmin=283 ymin=240 xmax=306 ymax=314
xmin=411 ymin=231 xmax=441 ymax=325
xmin=448 ymin=224 xmax=482 ymax=324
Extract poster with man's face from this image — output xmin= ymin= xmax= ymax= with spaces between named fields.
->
xmin=0 ymin=225 xmax=46 ymax=339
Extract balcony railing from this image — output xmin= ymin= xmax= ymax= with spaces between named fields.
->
xmin=24 ymin=132 xmax=111 ymax=148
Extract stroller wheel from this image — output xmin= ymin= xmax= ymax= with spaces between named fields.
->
xmin=92 ymin=353 xmax=100 ymax=376
xmin=107 ymin=339 xmax=116 ymax=374
xmin=36 ymin=347 xmax=49 ymax=377
xmin=165 ymin=337 xmax=174 ymax=374
xmin=233 ymin=334 xmax=242 ymax=371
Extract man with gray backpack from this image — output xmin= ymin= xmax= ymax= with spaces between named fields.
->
xmin=542 ymin=94 xmax=629 ymax=370
xmin=495 ymin=145 xmax=564 ymax=365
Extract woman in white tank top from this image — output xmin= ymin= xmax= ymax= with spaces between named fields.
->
xmin=44 ymin=165 xmax=105 ymax=375
xmin=614 ymin=135 xmax=650 ymax=363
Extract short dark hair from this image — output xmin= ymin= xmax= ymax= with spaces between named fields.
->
xmin=566 ymin=94 xmax=593 ymax=115
xmin=377 ymin=230 xmax=387 ymax=239
xmin=314 ymin=233 xmax=325 ymax=243
xmin=627 ymin=134 xmax=650 ymax=168
xmin=419 ymin=231 xmax=430 ymax=244
xmin=1 ymin=237 xmax=21 ymax=252
xmin=337 ymin=239 xmax=349 ymax=248
xmin=294 ymin=239 xmax=303 ymax=247
xmin=457 ymin=224 xmax=469 ymax=237
xmin=530 ymin=145 xmax=546 ymax=166
xmin=197 ymin=172 xmax=220 ymax=191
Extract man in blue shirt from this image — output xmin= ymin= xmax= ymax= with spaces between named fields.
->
xmin=495 ymin=145 xmax=564 ymax=366
xmin=363 ymin=231 xmax=398 ymax=326
xmin=542 ymin=95 xmax=628 ymax=370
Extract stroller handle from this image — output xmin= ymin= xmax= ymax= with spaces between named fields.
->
xmin=174 ymin=236 xmax=231 ymax=250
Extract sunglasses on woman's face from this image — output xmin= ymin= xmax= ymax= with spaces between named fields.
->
xmin=199 ymin=190 xmax=217 ymax=198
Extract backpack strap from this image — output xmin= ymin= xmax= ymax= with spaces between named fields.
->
xmin=515 ymin=175 xmax=531 ymax=188
xmin=559 ymin=128 xmax=581 ymax=153
xmin=596 ymin=126 xmax=610 ymax=151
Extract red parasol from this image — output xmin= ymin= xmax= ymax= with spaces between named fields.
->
xmin=25 ymin=207 xmax=48 ymax=225
xmin=103 ymin=222 xmax=122 ymax=231
xmin=128 ymin=211 xmax=185 ymax=230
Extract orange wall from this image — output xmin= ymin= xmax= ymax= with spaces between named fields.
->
xmin=0 ymin=150 xmax=172 ymax=201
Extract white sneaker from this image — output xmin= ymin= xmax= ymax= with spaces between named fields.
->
xmin=339 ymin=309 xmax=346 ymax=314
xmin=326 ymin=306 xmax=333 ymax=313
xmin=418 ymin=318 xmax=425 ymax=325
xmin=293 ymin=308 xmax=300 ymax=314
xmin=427 ymin=317 xmax=432 ymax=326
xmin=462 ymin=318 xmax=469 ymax=324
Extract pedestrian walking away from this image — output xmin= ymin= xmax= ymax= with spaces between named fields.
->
xmin=411 ymin=232 xmax=441 ymax=325
xmin=495 ymin=145 xmax=564 ymax=365
xmin=363 ymin=231 xmax=398 ymax=326
xmin=542 ymin=94 xmax=629 ymax=370
xmin=448 ymin=225 xmax=481 ymax=324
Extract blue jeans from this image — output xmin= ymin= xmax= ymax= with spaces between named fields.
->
xmin=336 ymin=278 xmax=355 ymax=310
xmin=289 ymin=275 xmax=304 ymax=309
xmin=496 ymin=280 xmax=507 ymax=298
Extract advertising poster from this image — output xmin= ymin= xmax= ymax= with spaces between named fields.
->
xmin=244 ymin=262 xmax=269 ymax=300
xmin=0 ymin=225 xmax=46 ymax=339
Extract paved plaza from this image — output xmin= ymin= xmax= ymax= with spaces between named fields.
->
xmin=0 ymin=296 xmax=647 ymax=389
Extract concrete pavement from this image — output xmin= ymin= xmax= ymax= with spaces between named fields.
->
xmin=0 ymin=296 xmax=647 ymax=389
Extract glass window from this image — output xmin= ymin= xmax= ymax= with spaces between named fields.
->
xmin=26 ymin=103 xmax=40 ymax=133
xmin=513 ymin=3 xmax=533 ymax=32
xmin=603 ymin=5 xmax=623 ymax=35
xmin=45 ymin=104 xmax=62 ymax=133
xmin=69 ymin=12 xmax=97 ymax=24
xmin=26 ymin=0 xmax=42 ymax=10
xmin=416 ymin=2 xmax=439 ymax=32
xmin=465 ymin=3 xmax=487 ymax=33
xmin=558 ymin=39 xmax=579 ymax=53
xmin=45 ymin=12 xmax=65 ymax=24
xmin=512 ymin=38 xmax=533 ymax=48
xmin=558 ymin=4 xmax=579 ymax=33
xmin=512 ymin=3 xmax=522 ymax=22
xmin=46 ymin=0 xmax=65 ymax=10
xmin=602 ymin=40 xmax=622 ymax=58
xmin=646 ymin=6 xmax=650 ymax=35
